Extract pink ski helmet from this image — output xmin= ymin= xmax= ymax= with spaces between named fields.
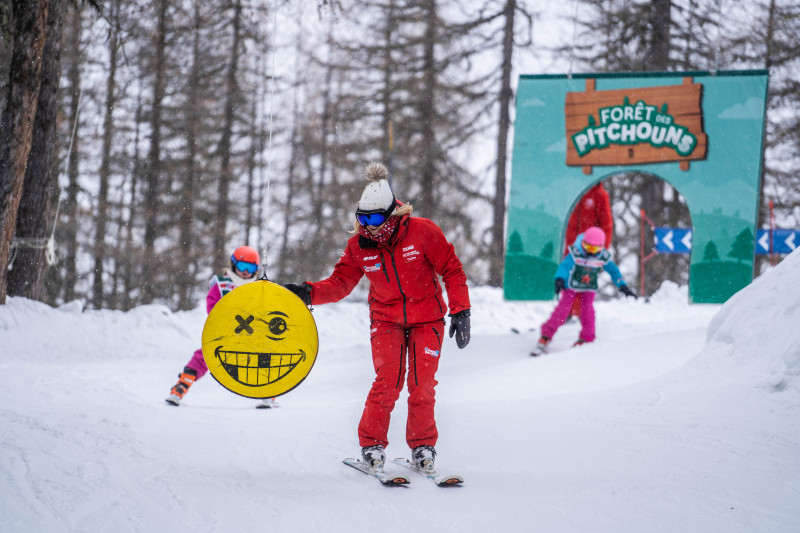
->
xmin=582 ymin=226 xmax=605 ymax=254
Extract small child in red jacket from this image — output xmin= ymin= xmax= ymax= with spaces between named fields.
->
xmin=165 ymin=246 xmax=277 ymax=409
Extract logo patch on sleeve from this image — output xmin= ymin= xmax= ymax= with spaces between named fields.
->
xmin=403 ymin=250 xmax=420 ymax=263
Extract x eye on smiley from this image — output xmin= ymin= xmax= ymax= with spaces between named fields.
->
xmin=234 ymin=314 xmax=255 ymax=334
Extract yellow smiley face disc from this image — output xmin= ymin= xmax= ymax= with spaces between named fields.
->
xmin=202 ymin=280 xmax=318 ymax=399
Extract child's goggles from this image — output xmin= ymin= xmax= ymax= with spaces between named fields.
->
xmin=582 ymin=242 xmax=602 ymax=255
xmin=355 ymin=206 xmax=394 ymax=227
xmin=231 ymin=257 xmax=259 ymax=274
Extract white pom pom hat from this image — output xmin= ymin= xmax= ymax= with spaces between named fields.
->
xmin=357 ymin=162 xmax=395 ymax=213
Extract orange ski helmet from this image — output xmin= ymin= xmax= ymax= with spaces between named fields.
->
xmin=230 ymin=246 xmax=260 ymax=275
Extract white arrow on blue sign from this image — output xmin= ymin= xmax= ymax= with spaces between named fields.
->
xmin=653 ymin=228 xmax=798 ymax=255
xmin=654 ymin=228 xmax=692 ymax=254
xmin=755 ymin=229 xmax=799 ymax=255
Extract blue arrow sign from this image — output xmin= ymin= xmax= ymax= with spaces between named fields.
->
xmin=756 ymin=229 xmax=799 ymax=255
xmin=653 ymin=227 xmax=798 ymax=255
xmin=654 ymin=227 xmax=692 ymax=254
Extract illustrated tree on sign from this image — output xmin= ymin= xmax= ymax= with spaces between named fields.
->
xmin=540 ymin=241 xmax=554 ymax=259
xmin=508 ymin=231 xmax=524 ymax=254
xmin=703 ymin=241 xmax=720 ymax=261
xmin=728 ymin=228 xmax=754 ymax=263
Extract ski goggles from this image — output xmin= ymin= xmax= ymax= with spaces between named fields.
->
xmin=231 ymin=257 xmax=259 ymax=275
xmin=355 ymin=207 xmax=394 ymax=228
xmin=582 ymin=242 xmax=602 ymax=255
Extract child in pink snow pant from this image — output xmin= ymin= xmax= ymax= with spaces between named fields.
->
xmin=183 ymin=279 xmax=226 ymax=379
xmin=541 ymin=289 xmax=596 ymax=342
xmin=186 ymin=348 xmax=209 ymax=378
xmin=166 ymin=246 xmax=263 ymax=406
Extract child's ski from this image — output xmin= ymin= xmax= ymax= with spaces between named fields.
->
xmin=530 ymin=343 xmax=548 ymax=356
xmin=392 ymin=458 xmax=463 ymax=486
xmin=342 ymin=458 xmax=410 ymax=486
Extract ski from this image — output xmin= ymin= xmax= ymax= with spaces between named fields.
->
xmin=255 ymin=398 xmax=279 ymax=409
xmin=342 ymin=458 xmax=410 ymax=486
xmin=392 ymin=458 xmax=463 ymax=486
xmin=530 ymin=344 xmax=548 ymax=357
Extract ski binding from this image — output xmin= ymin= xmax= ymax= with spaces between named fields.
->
xmin=392 ymin=458 xmax=463 ymax=486
xmin=343 ymin=458 xmax=410 ymax=486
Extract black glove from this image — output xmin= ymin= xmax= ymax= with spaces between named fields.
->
xmin=554 ymin=278 xmax=566 ymax=295
xmin=285 ymin=282 xmax=312 ymax=306
xmin=448 ymin=310 xmax=471 ymax=349
xmin=619 ymin=285 xmax=637 ymax=299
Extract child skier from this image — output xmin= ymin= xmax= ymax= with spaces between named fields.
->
xmin=285 ymin=162 xmax=471 ymax=476
xmin=165 ymin=245 xmax=277 ymax=408
xmin=533 ymin=226 xmax=635 ymax=356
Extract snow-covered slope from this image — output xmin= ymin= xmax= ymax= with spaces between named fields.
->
xmin=1 ymin=251 xmax=798 ymax=532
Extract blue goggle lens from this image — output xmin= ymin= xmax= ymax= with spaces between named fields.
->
xmin=356 ymin=212 xmax=388 ymax=227
xmin=232 ymin=260 xmax=258 ymax=274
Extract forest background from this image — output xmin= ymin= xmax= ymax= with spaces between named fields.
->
xmin=0 ymin=0 xmax=798 ymax=310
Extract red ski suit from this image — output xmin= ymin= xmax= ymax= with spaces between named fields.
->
xmin=565 ymin=183 xmax=613 ymax=315
xmin=307 ymin=215 xmax=470 ymax=449
xmin=565 ymin=183 xmax=613 ymax=251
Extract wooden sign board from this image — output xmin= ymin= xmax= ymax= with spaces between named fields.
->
xmin=565 ymin=77 xmax=707 ymax=174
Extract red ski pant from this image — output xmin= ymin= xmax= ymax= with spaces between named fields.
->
xmin=358 ymin=319 xmax=444 ymax=450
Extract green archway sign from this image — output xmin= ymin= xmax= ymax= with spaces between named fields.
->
xmin=505 ymin=70 xmax=768 ymax=304
xmin=504 ymin=70 xmax=768 ymax=303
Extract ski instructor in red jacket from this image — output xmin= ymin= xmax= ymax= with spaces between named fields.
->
xmin=285 ymin=161 xmax=471 ymax=474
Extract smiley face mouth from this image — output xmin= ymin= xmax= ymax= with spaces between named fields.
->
xmin=214 ymin=346 xmax=306 ymax=387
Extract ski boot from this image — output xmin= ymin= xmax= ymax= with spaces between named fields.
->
xmin=531 ymin=335 xmax=551 ymax=356
xmin=165 ymin=367 xmax=198 ymax=406
xmin=255 ymin=398 xmax=279 ymax=409
xmin=573 ymin=338 xmax=590 ymax=347
xmin=412 ymin=445 xmax=437 ymax=473
xmin=361 ymin=445 xmax=386 ymax=471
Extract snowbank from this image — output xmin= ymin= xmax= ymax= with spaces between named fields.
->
xmin=704 ymin=248 xmax=800 ymax=394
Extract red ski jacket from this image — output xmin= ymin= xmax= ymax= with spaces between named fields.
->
xmin=306 ymin=215 xmax=470 ymax=324
xmin=566 ymin=183 xmax=613 ymax=251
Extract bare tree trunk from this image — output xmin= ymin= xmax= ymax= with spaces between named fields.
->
xmin=0 ymin=2 xmax=12 ymax=114
xmin=120 ymin=93 xmax=143 ymax=310
xmin=380 ymin=0 xmax=396 ymax=171
xmin=244 ymin=92 xmax=258 ymax=245
xmin=142 ymin=0 xmax=167 ymax=304
xmin=276 ymin=28 xmax=303 ymax=282
xmin=0 ymin=0 xmax=49 ymax=304
xmin=649 ymin=0 xmax=671 ymax=71
xmin=306 ymin=17 xmax=334 ymax=280
xmin=488 ymin=0 xmax=516 ymax=287
xmin=214 ymin=0 xmax=243 ymax=264
xmin=177 ymin=3 xmax=202 ymax=310
xmin=8 ymin=0 xmax=63 ymax=300
xmin=418 ymin=0 xmax=437 ymax=217
xmin=91 ymin=0 xmax=119 ymax=309
xmin=754 ymin=0 xmax=777 ymax=274
xmin=61 ymin=5 xmax=81 ymax=302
